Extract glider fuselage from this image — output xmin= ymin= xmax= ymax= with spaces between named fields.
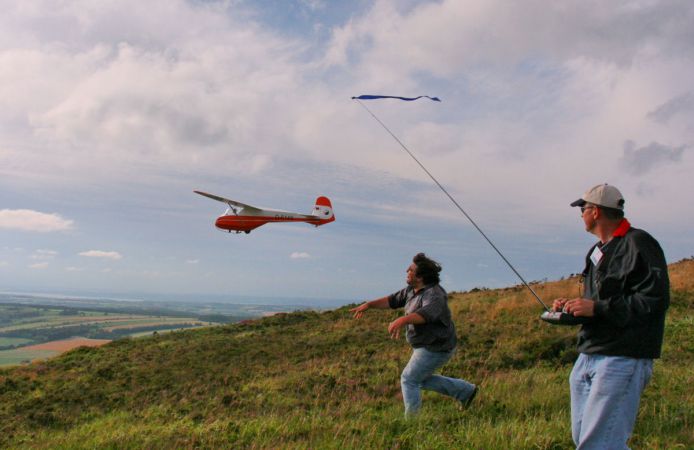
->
xmin=214 ymin=208 xmax=333 ymax=233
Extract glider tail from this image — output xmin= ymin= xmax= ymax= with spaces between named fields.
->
xmin=312 ymin=196 xmax=335 ymax=225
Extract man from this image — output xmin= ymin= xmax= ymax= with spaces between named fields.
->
xmin=351 ymin=252 xmax=477 ymax=416
xmin=553 ymin=183 xmax=669 ymax=450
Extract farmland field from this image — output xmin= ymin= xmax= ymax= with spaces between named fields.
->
xmin=0 ymin=338 xmax=112 ymax=366
xmin=0 ymin=337 xmax=32 ymax=347
xmin=23 ymin=337 xmax=112 ymax=351
xmin=0 ymin=303 xmax=212 ymax=366
xmin=0 ymin=293 xmax=312 ymax=367
xmin=0 ymin=348 xmax=57 ymax=366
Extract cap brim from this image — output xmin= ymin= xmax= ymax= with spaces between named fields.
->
xmin=570 ymin=198 xmax=586 ymax=207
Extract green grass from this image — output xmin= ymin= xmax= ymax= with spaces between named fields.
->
xmin=127 ymin=327 xmax=204 ymax=338
xmin=0 ymin=348 xmax=57 ymax=367
xmin=100 ymin=317 xmax=202 ymax=329
xmin=0 ymin=337 xmax=33 ymax=347
xmin=0 ymin=314 xmax=133 ymax=333
xmin=0 ymin=265 xmax=692 ymax=449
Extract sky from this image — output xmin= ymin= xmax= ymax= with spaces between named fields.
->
xmin=1 ymin=0 xmax=693 ymax=305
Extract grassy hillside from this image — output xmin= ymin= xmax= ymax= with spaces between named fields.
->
xmin=1 ymin=260 xmax=693 ymax=449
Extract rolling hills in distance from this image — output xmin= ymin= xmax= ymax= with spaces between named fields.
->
xmin=1 ymin=259 xmax=692 ymax=448
xmin=0 ymin=293 xmax=337 ymax=367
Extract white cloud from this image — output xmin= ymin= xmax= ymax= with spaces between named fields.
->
xmin=0 ymin=261 xmax=9 ymax=267
xmin=31 ymin=249 xmax=58 ymax=260
xmin=186 ymin=259 xmax=200 ymax=264
xmin=29 ymin=262 xmax=49 ymax=269
xmin=0 ymin=0 xmax=305 ymax=184
xmin=325 ymin=0 xmax=694 ymax=75
xmin=65 ymin=266 xmax=85 ymax=272
xmin=290 ymin=252 xmax=311 ymax=259
xmin=0 ymin=209 xmax=74 ymax=232
xmin=79 ymin=250 xmax=123 ymax=260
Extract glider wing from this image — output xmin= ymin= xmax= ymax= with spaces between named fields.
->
xmin=194 ymin=190 xmax=264 ymax=214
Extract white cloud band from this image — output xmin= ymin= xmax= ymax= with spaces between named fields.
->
xmin=0 ymin=209 xmax=74 ymax=232
xmin=78 ymin=250 xmax=123 ymax=260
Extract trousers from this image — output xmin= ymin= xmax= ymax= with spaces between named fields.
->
xmin=400 ymin=347 xmax=476 ymax=415
xmin=570 ymin=353 xmax=653 ymax=450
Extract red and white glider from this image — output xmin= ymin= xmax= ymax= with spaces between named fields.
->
xmin=194 ymin=190 xmax=335 ymax=234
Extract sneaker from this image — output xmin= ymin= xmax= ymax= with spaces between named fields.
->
xmin=461 ymin=385 xmax=478 ymax=408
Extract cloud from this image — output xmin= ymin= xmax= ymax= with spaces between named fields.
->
xmin=31 ymin=249 xmax=58 ymax=260
xmin=0 ymin=1 xmax=305 ymax=184
xmin=186 ymin=259 xmax=200 ymax=264
xmin=0 ymin=261 xmax=9 ymax=267
xmin=0 ymin=209 xmax=74 ymax=232
xmin=299 ymin=0 xmax=326 ymax=12
xmin=620 ymin=140 xmax=686 ymax=175
xmin=290 ymin=252 xmax=311 ymax=259
xmin=2 ymin=0 xmax=693 ymax=207
xmin=79 ymin=250 xmax=123 ymax=260
xmin=65 ymin=266 xmax=85 ymax=272
xmin=324 ymin=0 xmax=694 ymax=76
xmin=29 ymin=262 xmax=49 ymax=269
xmin=648 ymin=91 xmax=694 ymax=124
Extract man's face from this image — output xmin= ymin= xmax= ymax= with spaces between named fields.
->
xmin=406 ymin=263 xmax=418 ymax=286
xmin=581 ymin=204 xmax=598 ymax=233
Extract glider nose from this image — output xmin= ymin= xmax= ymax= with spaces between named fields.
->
xmin=214 ymin=216 xmax=227 ymax=230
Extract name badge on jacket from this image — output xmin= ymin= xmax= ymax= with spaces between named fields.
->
xmin=590 ymin=246 xmax=604 ymax=266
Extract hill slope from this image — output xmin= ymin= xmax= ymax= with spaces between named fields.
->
xmin=2 ymin=260 xmax=693 ymax=449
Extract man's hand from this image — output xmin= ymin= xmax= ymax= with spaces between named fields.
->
xmin=552 ymin=298 xmax=569 ymax=312
xmin=562 ymin=298 xmax=595 ymax=317
xmin=350 ymin=302 xmax=369 ymax=319
xmin=388 ymin=317 xmax=407 ymax=339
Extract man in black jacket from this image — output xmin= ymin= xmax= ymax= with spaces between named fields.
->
xmin=553 ymin=183 xmax=669 ymax=450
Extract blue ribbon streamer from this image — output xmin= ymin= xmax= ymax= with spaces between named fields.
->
xmin=352 ymin=95 xmax=441 ymax=102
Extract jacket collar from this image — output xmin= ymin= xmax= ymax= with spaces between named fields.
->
xmin=613 ymin=218 xmax=631 ymax=238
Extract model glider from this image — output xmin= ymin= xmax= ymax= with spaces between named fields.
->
xmin=194 ymin=190 xmax=335 ymax=234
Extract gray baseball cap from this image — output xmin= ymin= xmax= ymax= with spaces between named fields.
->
xmin=570 ymin=183 xmax=625 ymax=210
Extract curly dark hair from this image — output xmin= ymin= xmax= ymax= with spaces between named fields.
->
xmin=412 ymin=253 xmax=442 ymax=285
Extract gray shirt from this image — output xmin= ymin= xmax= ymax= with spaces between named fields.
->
xmin=388 ymin=284 xmax=457 ymax=352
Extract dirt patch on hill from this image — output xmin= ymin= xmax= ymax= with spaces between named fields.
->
xmin=23 ymin=338 xmax=111 ymax=352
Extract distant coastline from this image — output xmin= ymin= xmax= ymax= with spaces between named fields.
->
xmin=0 ymin=290 xmax=351 ymax=310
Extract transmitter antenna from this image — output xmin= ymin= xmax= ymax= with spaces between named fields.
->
xmin=354 ymin=98 xmax=551 ymax=312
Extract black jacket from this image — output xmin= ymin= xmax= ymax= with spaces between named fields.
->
xmin=577 ymin=224 xmax=669 ymax=358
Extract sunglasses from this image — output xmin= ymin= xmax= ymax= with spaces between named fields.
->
xmin=580 ymin=205 xmax=596 ymax=214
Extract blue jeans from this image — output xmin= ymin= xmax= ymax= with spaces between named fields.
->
xmin=400 ymin=347 xmax=476 ymax=415
xmin=570 ymin=353 xmax=653 ymax=450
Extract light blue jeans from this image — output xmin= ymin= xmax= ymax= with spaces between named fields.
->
xmin=400 ymin=347 xmax=476 ymax=415
xmin=570 ymin=353 xmax=653 ymax=450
